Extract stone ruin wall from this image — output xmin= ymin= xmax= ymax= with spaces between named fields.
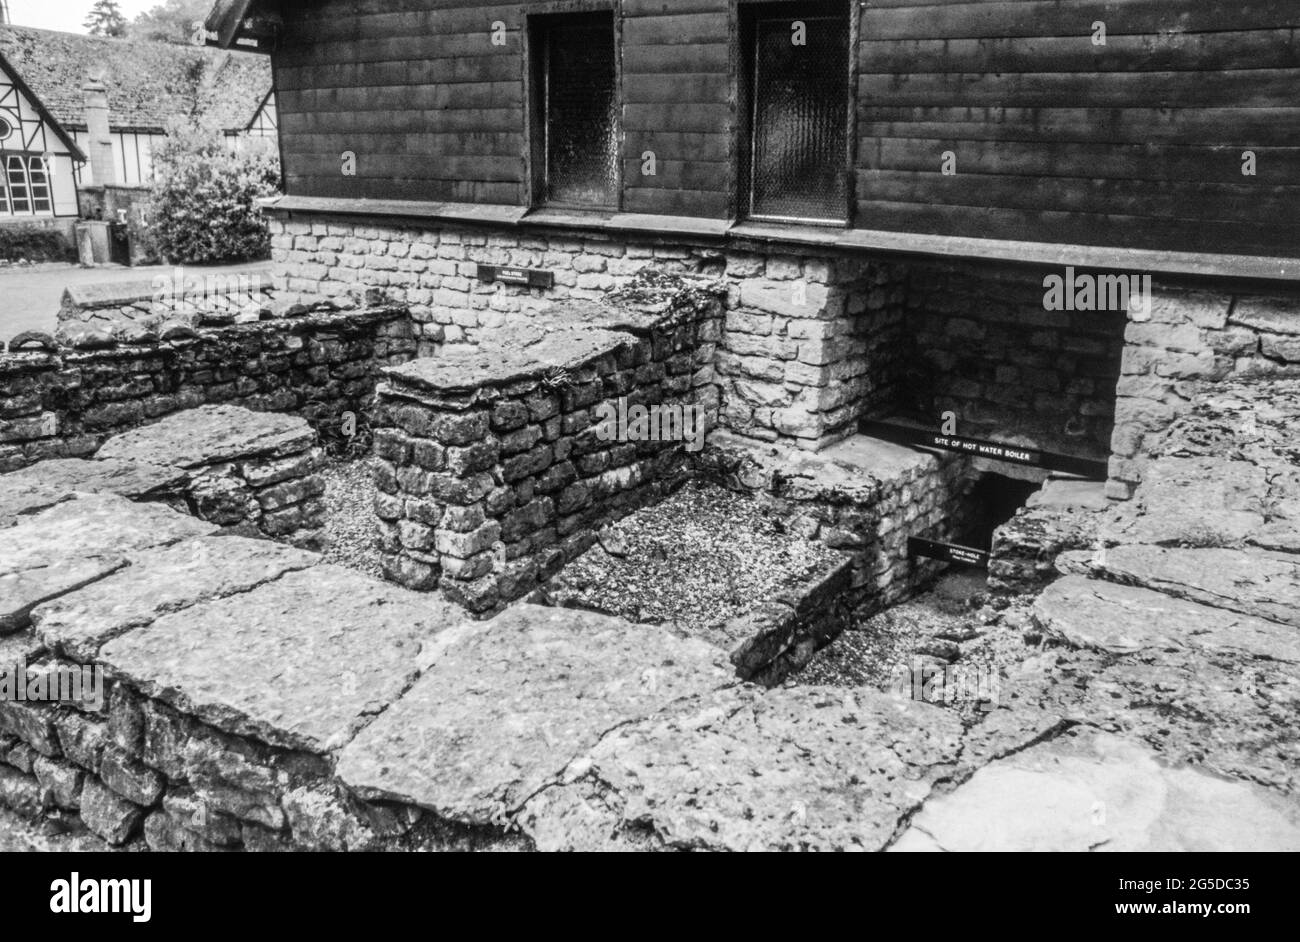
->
xmin=271 ymin=218 xmax=913 ymax=453
xmin=374 ymin=287 xmax=724 ymax=614
xmin=1106 ymin=287 xmax=1300 ymax=499
xmin=0 ymin=302 xmax=417 ymax=473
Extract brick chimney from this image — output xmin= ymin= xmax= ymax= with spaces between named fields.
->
xmin=81 ymin=78 xmax=117 ymax=186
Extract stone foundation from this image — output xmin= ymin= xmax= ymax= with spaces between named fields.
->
xmin=698 ymin=430 xmax=975 ymax=611
xmin=373 ymin=277 xmax=724 ymax=613
xmin=270 ymin=217 xmax=911 ymax=451
xmin=1107 ymin=288 xmax=1300 ymax=499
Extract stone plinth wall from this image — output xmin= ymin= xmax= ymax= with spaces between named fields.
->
xmin=902 ymin=261 xmax=1126 ymax=462
xmin=698 ymin=432 xmax=975 ymax=611
xmin=0 ymin=303 xmax=415 ymax=473
xmin=1108 ymin=288 xmax=1300 ymax=499
xmin=270 ymin=217 xmax=909 ymax=452
xmin=373 ymin=281 xmax=724 ymax=614
xmin=95 ymin=405 xmax=329 ymax=551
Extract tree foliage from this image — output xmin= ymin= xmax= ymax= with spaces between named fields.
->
xmin=83 ymin=0 xmax=128 ymax=37
xmin=146 ymin=121 xmax=282 ymax=264
xmin=131 ymin=0 xmax=213 ymax=44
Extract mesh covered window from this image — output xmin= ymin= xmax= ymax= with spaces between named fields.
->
xmin=538 ymin=14 xmax=618 ymax=208
xmin=747 ymin=7 xmax=850 ymax=222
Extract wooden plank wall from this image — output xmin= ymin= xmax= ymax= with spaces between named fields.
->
xmin=273 ymin=0 xmax=736 ymax=216
xmin=857 ymin=0 xmax=1300 ymax=256
xmin=270 ymin=0 xmax=1300 ymax=256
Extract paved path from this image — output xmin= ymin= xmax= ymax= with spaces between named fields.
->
xmin=0 ymin=261 xmax=270 ymax=339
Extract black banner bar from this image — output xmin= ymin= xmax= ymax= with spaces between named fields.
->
xmin=862 ymin=420 xmax=1108 ymax=480
xmin=908 ymin=536 xmax=990 ymax=568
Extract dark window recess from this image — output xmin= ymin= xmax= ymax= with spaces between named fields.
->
xmin=746 ymin=6 xmax=850 ymax=223
xmin=536 ymin=14 xmax=618 ymax=209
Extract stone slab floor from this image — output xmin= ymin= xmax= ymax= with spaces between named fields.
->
xmin=1 ymin=381 xmax=1299 ymax=850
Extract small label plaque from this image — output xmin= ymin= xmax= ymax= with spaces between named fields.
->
xmin=908 ymin=537 xmax=990 ymax=568
xmin=476 ymin=264 xmax=554 ymax=288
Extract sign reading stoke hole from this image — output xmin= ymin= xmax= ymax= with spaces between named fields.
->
xmin=908 ymin=537 xmax=990 ymax=569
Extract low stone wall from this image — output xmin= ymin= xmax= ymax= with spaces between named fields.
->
xmin=1107 ymin=287 xmax=1300 ymax=499
xmin=0 ymin=299 xmax=416 ymax=473
xmin=55 ymin=273 xmax=274 ymax=341
xmin=95 ymin=405 xmax=328 ymax=551
xmin=698 ymin=431 xmax=975 ymax=612
xmin=988 ymin=479 xmax=1110 ymax=595
xmin=373 ymin=278 xmax=724 ymax=614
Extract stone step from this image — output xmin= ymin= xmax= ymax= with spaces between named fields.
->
xmin=96 ymin=404 xmax=315 ymax=470
xmin=891 ymin=728 xmax=1300 ymax=852
xmin=1032 ymin=575 xmax=1300 ymax=663
xmin=1058 ymin=544 xmax=1300 ymax=629
xmin=97 ymin=565 xmax=465 ymax=755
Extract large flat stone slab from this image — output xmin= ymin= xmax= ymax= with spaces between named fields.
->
xmin=0 ymin=556 xmax=128 ymax=635
xmin=518 ymin=685 xmax=965 ymax=851
xmin=384 ymin=326 xmax=631 ymax=394
xmin=98 ymin=565 xmax=462 ymax=754
xmin=0 ymin=493 xmax=216 ymax=577
xmin=1103 ymin=456 xmax=1268 ymax=547
xmin=33 ymin=536 xmax=321 ymax=660
xmin=0 ymin=457 xmax=188 ymax=501
xmin=335 ymin=604 xmax=735 ymax=825
xmin=1058 ymin=544 xmax=1300 ymax=628
xmin=0 ymin=481 xmax=71 ymax=527
xmin=1034 ymin=575 xmax=1300 ymax=664
xmin=891 ymin=729 xmax=1300 ymax=851
xmin=96 ymin=404 xmax=315 ymax=469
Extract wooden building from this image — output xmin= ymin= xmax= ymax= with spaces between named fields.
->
xmin=210 ymin=0 xmax=1299 ymax=271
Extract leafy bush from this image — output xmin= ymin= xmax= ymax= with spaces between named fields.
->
xmin=146 ymin=121 xmax=281 ymax=264
xmin=0 ymin=226 xmax=76 ymax=262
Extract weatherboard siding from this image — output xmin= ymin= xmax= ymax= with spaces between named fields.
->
xmin=267 ymin=0 xmax=1300 ymax=258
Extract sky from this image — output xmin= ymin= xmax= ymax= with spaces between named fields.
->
xmin=7 ymin=0 xmax=160 ymax=34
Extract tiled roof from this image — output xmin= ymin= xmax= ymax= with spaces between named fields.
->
xmin=0 ymin=25 xmax=271 ymax=133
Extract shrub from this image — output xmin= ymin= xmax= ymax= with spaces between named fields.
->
xmin=0 ymin=226 xmax=76 ymax=263
xmin=146 ymin=121 xmax=281 ymax=264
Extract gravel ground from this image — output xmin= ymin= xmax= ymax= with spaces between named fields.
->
xmin=539 ymin=480 xmax=842 ymax=635
xmin=321 ymin=456 xmax=383 ymax=579
xmin=791 ymin=569 xmax=1041 ymax=718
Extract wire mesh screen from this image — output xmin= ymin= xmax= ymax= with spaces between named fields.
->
xmin=749 ymin=14 xmax=850 ymax=222
xmin=543 ymin=18 xmax=618 ymax=208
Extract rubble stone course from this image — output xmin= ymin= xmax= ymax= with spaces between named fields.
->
xmin=1 ymin=294 xmax=415 ymax=473
xmin=373 ymin=275 xmax=725 ymax=612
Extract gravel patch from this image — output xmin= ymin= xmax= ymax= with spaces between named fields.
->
xmin=791 ymin=569 xmax=1040 ymax=718
xmin=321 ymin=456 xmax=383 ymax=579
xmin=539 ymin=480 xmax=842 ymax=636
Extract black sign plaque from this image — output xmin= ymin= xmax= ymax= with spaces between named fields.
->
xmin=475 ymin=264 xmax=554 ymax=289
